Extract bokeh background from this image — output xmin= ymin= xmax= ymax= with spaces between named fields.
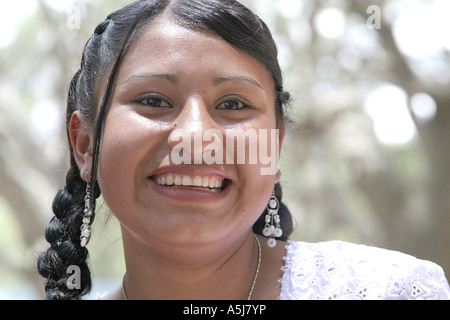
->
xmin=0 ymin=0 xmax=449 ymax=299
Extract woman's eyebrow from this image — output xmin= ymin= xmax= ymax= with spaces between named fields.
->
xmin=212 ymin=75 xmax=264 ymax=90
xmin=121 ymin=73 xmax=263 ymax=90
xmin=122 ymin=72 xmax=178 ymax=84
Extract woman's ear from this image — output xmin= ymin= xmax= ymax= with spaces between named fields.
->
xmin=69 ymin=111 xmax=93 ymax=182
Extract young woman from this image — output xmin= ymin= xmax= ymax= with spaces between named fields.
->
xmin=37 ymin=0 xmax=450 ymax=300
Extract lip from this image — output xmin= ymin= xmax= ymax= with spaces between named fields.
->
xmin=146 ymin=165 xmax=232 ymax=202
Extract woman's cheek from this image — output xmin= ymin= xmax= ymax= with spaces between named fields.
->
xmin=97 ymin=109 xmax=163 ymax=207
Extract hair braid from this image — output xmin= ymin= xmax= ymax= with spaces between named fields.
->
xmin=37 ymin=167 xmax=91 ymax=299
xmin=37 ymin=2 xmax=157 ymax=298
xmin=37 ymin=58 xmax=101 ymax=300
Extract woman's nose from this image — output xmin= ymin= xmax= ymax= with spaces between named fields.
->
xmin=167 ymin=97 xmax=223 ymax=164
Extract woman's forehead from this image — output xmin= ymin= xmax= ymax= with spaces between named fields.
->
xmin=117 ymin=16 xmax=274 ymax=88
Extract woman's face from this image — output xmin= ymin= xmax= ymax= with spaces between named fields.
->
xmin=96 ymin=17 xmax=283 ymax=247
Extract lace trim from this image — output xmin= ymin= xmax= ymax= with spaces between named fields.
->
xmin=277 ymin=240 xmax=450 ymax=300
xmin=276 ymin=241 xmax=291 ymax=300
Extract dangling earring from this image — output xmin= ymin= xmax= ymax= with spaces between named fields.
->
xmin=262 ymin=190 xmax=283 ymax=248
xmin=80 ymin=172 xmax=92 ymax=247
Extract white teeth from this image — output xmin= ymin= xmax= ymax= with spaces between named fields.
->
xmin=182 ymin=176 xmax=192 ymax=185
xmin=153 ymin=174 xmax=224 ymax=189
xmin=209 ymin=179 xmax=220 ymax=189
xmin=193 ymin=176 xmax=202 ymax=186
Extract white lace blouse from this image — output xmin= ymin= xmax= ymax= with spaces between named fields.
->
xmin=279 ymin=240 xmax=450 ymax=300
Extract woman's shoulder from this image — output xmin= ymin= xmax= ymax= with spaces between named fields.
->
xmin=279 ymin=240 xmax=450 ymax=300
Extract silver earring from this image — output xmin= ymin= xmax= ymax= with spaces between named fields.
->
xmin=262 ymin=190 xmax=283 ymax=248
xmin=80 ymin=181 xmax=92 ymax=247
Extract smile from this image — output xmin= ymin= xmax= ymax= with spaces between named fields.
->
xmin=150 ymin=174 xmax=229 ymax=193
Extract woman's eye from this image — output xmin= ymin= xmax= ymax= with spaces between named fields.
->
xmin=216 ymin=98 xmax=250 ymax=111
xmin=136 ymin=96 xmax=172 ymax=108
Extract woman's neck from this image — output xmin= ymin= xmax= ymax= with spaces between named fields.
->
xmin=120 ymin=230 xmax=259 ymax=300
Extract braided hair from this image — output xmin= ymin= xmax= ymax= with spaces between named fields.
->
xmin=37 ymin=0 xmax=293 ymax=300
xmin=37 ymin=1 xmax=168 ymax=300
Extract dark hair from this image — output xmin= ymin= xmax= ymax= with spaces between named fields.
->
xmin=37 ymin=0 xmax=293 ymax=300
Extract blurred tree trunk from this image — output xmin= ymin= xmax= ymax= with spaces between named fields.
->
xmin=419 ymin=93 xmax=450 ymax=272
xmin=350 ymin=0 xmax=450 ymax=274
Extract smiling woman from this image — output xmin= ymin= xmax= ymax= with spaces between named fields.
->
xmin=37 ymin=0 xmax=450 ymax=300
xmin=37 ymin=0 xmax=292 ymax=300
